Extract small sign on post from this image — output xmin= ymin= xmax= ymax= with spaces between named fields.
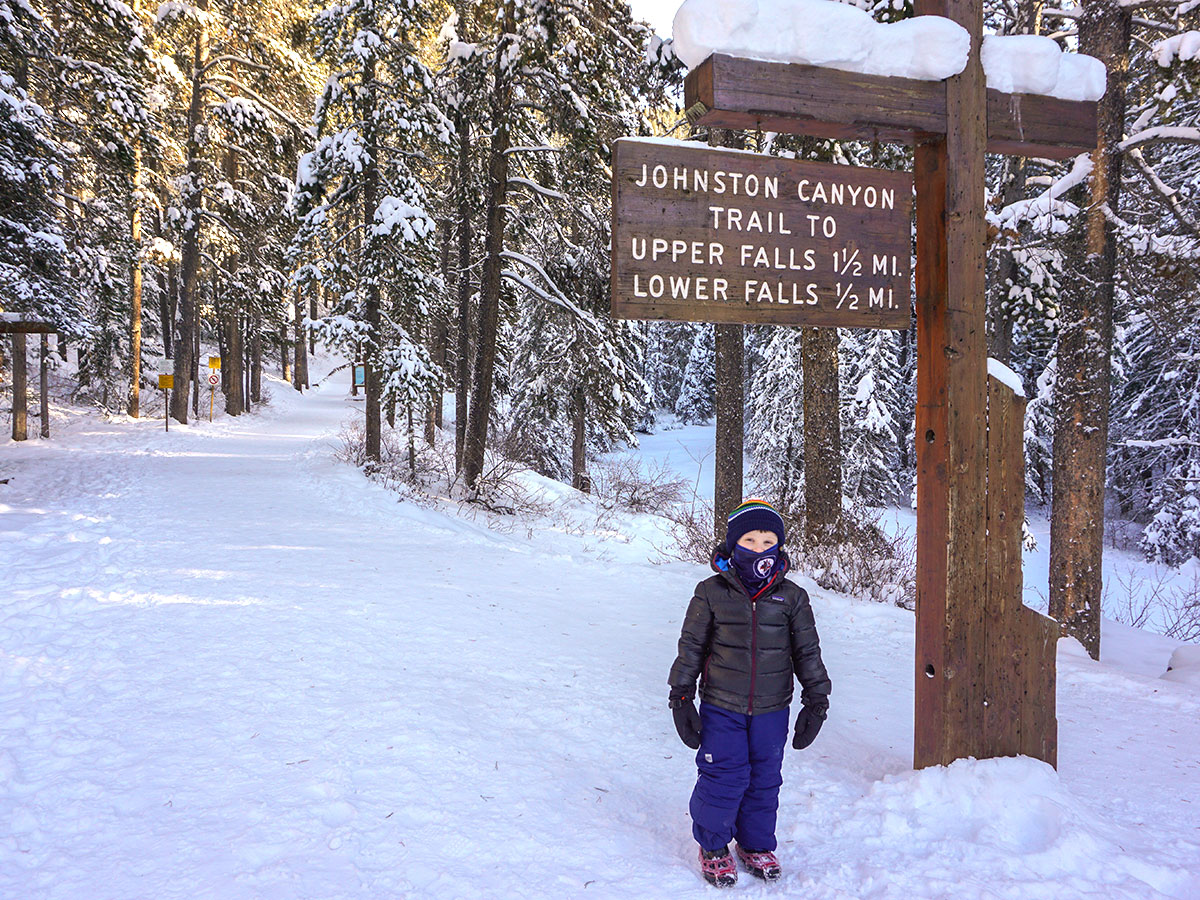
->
xmin=208 ymin=356 xmax=221 ymax=370
xmin=353 ymin=364 xmax=365 ymax=388
xmin=207 ymin=372 xmax=219 ymax=421
xmin=158 ymin=374 xmax=174 ymax=432
xmin=611 ymin=138 xmax=912 ymax=328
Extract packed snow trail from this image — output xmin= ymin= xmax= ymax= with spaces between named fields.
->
xmin=2 ymin=361 xmax=1198 ymax=900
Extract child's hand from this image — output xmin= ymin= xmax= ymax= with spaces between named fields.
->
xmin=792 ymin=704 xmax=827 ymax=750
xmin=669 ymin=690 xmax=702 ymax=749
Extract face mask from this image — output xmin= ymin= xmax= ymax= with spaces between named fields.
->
xmin=730 ymin=543 xmax=780 ymax=589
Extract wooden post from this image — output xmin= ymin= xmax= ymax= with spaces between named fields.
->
xmin=11 ymin=334 xmax=27 ymax=441
xmin=985 ymin=375 xmax=1058 ymax=766
xmin=913 ymin=0 xmax=990 ymax=769
xmin=40 ymin=334 xmax=49 ymax=438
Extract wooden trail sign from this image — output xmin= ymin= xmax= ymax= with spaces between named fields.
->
xmin=612 ymin=139 xmax=911 ymax=328
xmin=612 ymin=0 xmax=1099 ymax=772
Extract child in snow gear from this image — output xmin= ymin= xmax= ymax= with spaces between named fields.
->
xmin=668 ymin=499 xmax=832 ymax=887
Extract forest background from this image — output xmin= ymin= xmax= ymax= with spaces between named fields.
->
xmin=1 ymin=0 xmax=1198 ymax=660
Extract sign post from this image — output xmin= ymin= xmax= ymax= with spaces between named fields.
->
xmin=208 ymin=372 xmax=219 ymax=421
xmin=158 ymin=374 xmax=174 ymax=432
xmin=612 ymin=6 xmax=1098 ymax=770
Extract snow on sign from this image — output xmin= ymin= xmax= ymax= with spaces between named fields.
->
xmin=611 ymin=137 xmax=912 ymax=328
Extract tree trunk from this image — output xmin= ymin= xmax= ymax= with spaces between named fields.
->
xmin=161 ymin=265 xmax=176 ymax=359
xmin=362 ymin=55 xmax=383 ymax=466
xmin=11 ymin=335 xmax=26 ymax=441
xmin=250 ymin=316 xmax=262 ymax=402
xmin=40 ymin=334 xmax=49 ymax=438
xmin=294 ymin=288 xmax=308 ymax=391
xmin=462 ymin=1 xmax=514 ymax=491
xmin=221 ymin=150 xmax=244 ymax=416
xmin=129 ymin=139 xmax=143 ymax=418
xmin=987 ymin=157 xmax=1025 ymax=364
xmin=572 ymin=385 xmax=589 ymax=492
xmin=309 ymin=292 xmax=317 ymax=356
xmin=1049 ymin=0 xmax=1130 ymax=660
xmin=243 ymin=316 xmax=252 ymax=410
xmin=192 ymin=297 xmax=200 ymax=416
xmin=172 ymin=2 xmax=209 ymax=424
xmin=453 ymin=66 xmax=473 ymax=469
xmin=714 ymin=323 xmax=744 ymax=540
xmin=224 ymin=310 xmax=244 ymax=415
xmin=802 ymin=326 xmax=842 ymax=543
xmin=428 ymin=219 xmax=450 ymax=444
xmin=280 ymin=320 xmax=291 ymax=382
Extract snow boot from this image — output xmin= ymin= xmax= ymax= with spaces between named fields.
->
xmin=699 ymin=845 xmax=738 ymax=887
xmin=736 ymin=845 xmax=782 ymax=882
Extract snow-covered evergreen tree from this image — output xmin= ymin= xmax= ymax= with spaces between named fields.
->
xmin=0 ymin=1 xmax=71 ymax=324
xmin=644 ymin=321 xmax=696 ymax=415
xmin=674 ymin=324 xmax=716 ymax=424
xmin=746 ymin=326 xmax=805 ymax=511
xmin=840 ymin=329 xmax=905 ymax=505
xmin=291 ymin=0 xmax=451 ymax=460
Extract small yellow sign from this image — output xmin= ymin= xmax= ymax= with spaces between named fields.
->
xmin=158 ymin=374 xmax=174 ymax=390
xmin=208 ymin=356 xmax=221 ymax=369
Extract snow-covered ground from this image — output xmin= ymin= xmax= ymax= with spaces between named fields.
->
xmin=2 ymin=357 xmax=1198 ymax=899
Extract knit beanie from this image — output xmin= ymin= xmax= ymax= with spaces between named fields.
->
xmin=725 ymin=499 xmax=786 ymax=550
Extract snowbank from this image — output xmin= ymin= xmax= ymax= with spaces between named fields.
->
xmin=672 ymin=0 xmax=1106 ymax=101
xmin=1163 ymin=643 xmax=1200 ymax=687
xmin=791 ymin=756 xmax=1198 ymax=898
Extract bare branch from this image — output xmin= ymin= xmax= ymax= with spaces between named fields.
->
xmin=201 ymin=55 xmax=271 ymax=76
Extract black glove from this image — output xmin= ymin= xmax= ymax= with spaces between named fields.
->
xmin=792 ymin=704 xmax=827 ymax=750
xmin=669 ymin=688 xmax=702 ymax=749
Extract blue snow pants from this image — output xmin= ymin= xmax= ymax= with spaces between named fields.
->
xmin=690 ymin=702 xmax=790 ymax=853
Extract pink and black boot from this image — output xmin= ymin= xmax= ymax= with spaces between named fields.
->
xmin=736 ymin=845 xmax=782 ymax=882
xmin=699 ymin=845 xmax=738 ymax=887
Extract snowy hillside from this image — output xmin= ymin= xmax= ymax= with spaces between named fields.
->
xmin=2 ymin=359 xmax=1198 ymax=900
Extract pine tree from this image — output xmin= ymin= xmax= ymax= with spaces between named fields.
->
xmin=457 ymin=0 xmax=674 ymax=490
xmin=746 ymin=327 xmax=805 ymax=511
xmin=0 ymin=0 xmax=71 ymax=325
xmin=674 ymin=324 xmax=716 ymax=424
xmin=840 ymin=329 xmax=905 ymax=505
xmin=291 ymin=0 xmax=450 ymax=461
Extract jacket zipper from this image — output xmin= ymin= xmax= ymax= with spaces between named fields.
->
xmin=748 ymin=598 xmax=758 ymax=714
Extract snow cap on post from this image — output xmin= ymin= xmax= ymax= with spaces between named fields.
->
xmin=671 ymin=0 xmax=970 ymax=81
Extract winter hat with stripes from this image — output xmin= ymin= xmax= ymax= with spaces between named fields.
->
xmin=725 ymin=499 xmax=786 ymax=550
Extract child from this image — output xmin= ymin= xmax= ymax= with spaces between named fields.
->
xmin=668 ymin=499 xmax=831 ymax=887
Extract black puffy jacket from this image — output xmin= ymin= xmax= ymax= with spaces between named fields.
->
xmin=668 ymin=548 xmax=831 ymax=716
